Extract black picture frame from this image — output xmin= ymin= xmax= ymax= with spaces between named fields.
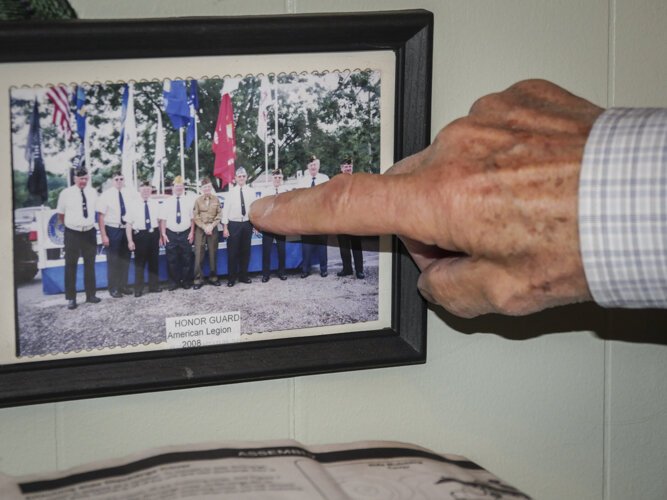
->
xmin=0 ymin=9 xmax=433 ymax=407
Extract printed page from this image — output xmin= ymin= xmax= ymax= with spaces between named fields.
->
xmin=1 ymin=441 xmax=349 ymax=500
xmin=310 ymin=441 xmax=532 ymax=500
xmin=0 ymin=440 xmax=532 ymax=499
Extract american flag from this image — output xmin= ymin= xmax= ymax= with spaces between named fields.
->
xmin=46 ymin=85 xmax=72 ymax=139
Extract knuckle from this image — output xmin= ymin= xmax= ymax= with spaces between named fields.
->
xmin=515 ymin=78 xmax=561 ymax=94
xmin=469 ymin=92 xmax=502 ymax=115
xmin=434 ymin=117 xmax=475 ymax=147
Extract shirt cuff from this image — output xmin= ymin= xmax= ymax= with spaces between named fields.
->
xmin=579 ymin=108 xmax=667 ymax=308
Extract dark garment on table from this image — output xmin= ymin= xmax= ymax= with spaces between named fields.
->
xmin=64 ymin=227 xmax=97 ymax=300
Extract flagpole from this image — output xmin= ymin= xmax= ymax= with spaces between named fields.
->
xmin=84 ymin=116 xmax=90 ymax=175
xmin=194 ymin=114 xmax=200 ymax=189
xmin=179 ymin=127 xmax=185 ymax=180
xmin=264 ymin=129 xmax=269 ymax=183
xmin=273 ymin=75 xmax=279 ymax=171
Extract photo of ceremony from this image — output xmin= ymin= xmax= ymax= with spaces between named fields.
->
xmin=11 ymin=68 xmax=389 ymax=358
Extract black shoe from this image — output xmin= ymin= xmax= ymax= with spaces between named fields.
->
xmin=227 ymin=281 xmax=235 ymax=287
xmin=110 ymin=290 xmax=123 ymax=298
xmin=167 ymin=283 xmax=179 ymax=291
xmin=300 ymin=272 xmax=310 ymax=278
xmin=262 ymin=276 xmax=270 ymax=283
xmin=148 ymin=287 xmax=161 ymax=293
xmin=193 ymin=283 xmax=203 ymax=290
xmin=210 ymin=280 xmax=221 ymax=287
xmin=182 ymin=283 xmax=192 ymax=290
xmin=320 ymin=271 xmax=328 ymax=278
xmin=240 ymin=278 xmax=252 ymax=284
xmin=134 ymin=290 xmax=143 ymax=297
xmin=337 ymin=270 xmax=353 ymax=277
xmin=67 ymin=299 xmax=77 ymax=310
xmin=121 ymin=287 xmax=133 ymax=295
xmin=86 ymin=295 xmax=101 ymax=304
xmin=279 ymin=274 xmax=288 ymax=280
xmin=356 ymin=272 xmax=365 ymax=279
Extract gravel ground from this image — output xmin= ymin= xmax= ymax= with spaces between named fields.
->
xmin=16 ymin=241 xmax=381 ymax=357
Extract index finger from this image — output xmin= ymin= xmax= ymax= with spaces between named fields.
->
xmin=249 ymin=149 xmax=436 ymax=240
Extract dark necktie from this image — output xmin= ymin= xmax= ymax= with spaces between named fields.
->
xmin=144 ymin=201 xmax=151 ymax=230
xmin=240 ymin=188 xmax=246 ymax=217
xmin=81 ymin=189 xmax=88 ymax=218
xmin=176 ymin=197 xmax=182 ymax=224
xmin=119 ymin=190 xmax=126 ymax=224
xmin=275 ymin=187 xmax=279 ymax=195
xmin=311 ymin=177 xmax=316 ymax=187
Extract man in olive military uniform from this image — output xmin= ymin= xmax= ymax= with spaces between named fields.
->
xmin=193 ymin=177 xmax=222 ymax=289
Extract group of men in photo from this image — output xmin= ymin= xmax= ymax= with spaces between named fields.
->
xmin=56 ymin=156 xmax=366 ymax=310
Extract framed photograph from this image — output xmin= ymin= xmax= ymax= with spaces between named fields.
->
xmin=0 ymin=10 xmax=433 ymax=406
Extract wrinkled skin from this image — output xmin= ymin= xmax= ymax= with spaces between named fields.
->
xmin=250 ymin=80 xmax=604 ymax=318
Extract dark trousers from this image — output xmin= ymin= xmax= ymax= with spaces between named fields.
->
xmin=337 ymin=234 xmax=364 ymax=273
xmin=262 ymin=232 xmax=286 ymax=277
xmin=302 ymin=235 xmax=328 ymax=273
xmin=105 ymin=225 xmax=130 ymax=293
xmin=64 ymin=227 xmax=97 ymax=300
xmin=133 ymin=230 xmax=160 ymax=291
xmin=165 ymin=229 xmax=194 ymax=286
xmin=194 ymin=227 xmax=220 ymax=284
xmin=227 ymin=221 xmax=252 ymax=281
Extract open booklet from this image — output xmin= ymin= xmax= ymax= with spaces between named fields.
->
xmin=0 ymin=440 xmax=532 ymax=499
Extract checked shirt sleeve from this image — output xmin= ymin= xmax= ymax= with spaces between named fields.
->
xmin=579 ymin=108 xmax=667 ymax=308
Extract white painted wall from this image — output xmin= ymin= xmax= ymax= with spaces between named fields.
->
xmin=1 ymin=1 xmax=665 ymax=499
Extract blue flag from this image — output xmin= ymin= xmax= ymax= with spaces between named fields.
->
xmin=185 ymin=80 xmax=199 ymax=148
xmin=75 ymin=85 xmax=86 ymax=142
xmin=26 ymin=99 xmax=48 ymax=203
xmin=163 ymin=80 xmax=190 ymax=130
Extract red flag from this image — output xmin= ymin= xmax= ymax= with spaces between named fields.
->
xmin=46 ymin=85 xmax=72 ymax=139
xmin=212 ymin=93 xmax=236 ymax=189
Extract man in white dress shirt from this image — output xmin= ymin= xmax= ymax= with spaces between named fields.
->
xmin=126 ymin=181 xmax=162 ymax=297
xmin=56 ymin=166 xmax=101 ymax=310
xmin=97 ymin=170 xmax=136 ymax=298
xmin=298 ymin=155 xmax=329 ymax=278
xmin=159 ymin=175 xmax=195 ymax=291
xmin=222 ymin=167 xmax=255 ymax=287
xmin=261 ymin=168 xmax=289 ymax=282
